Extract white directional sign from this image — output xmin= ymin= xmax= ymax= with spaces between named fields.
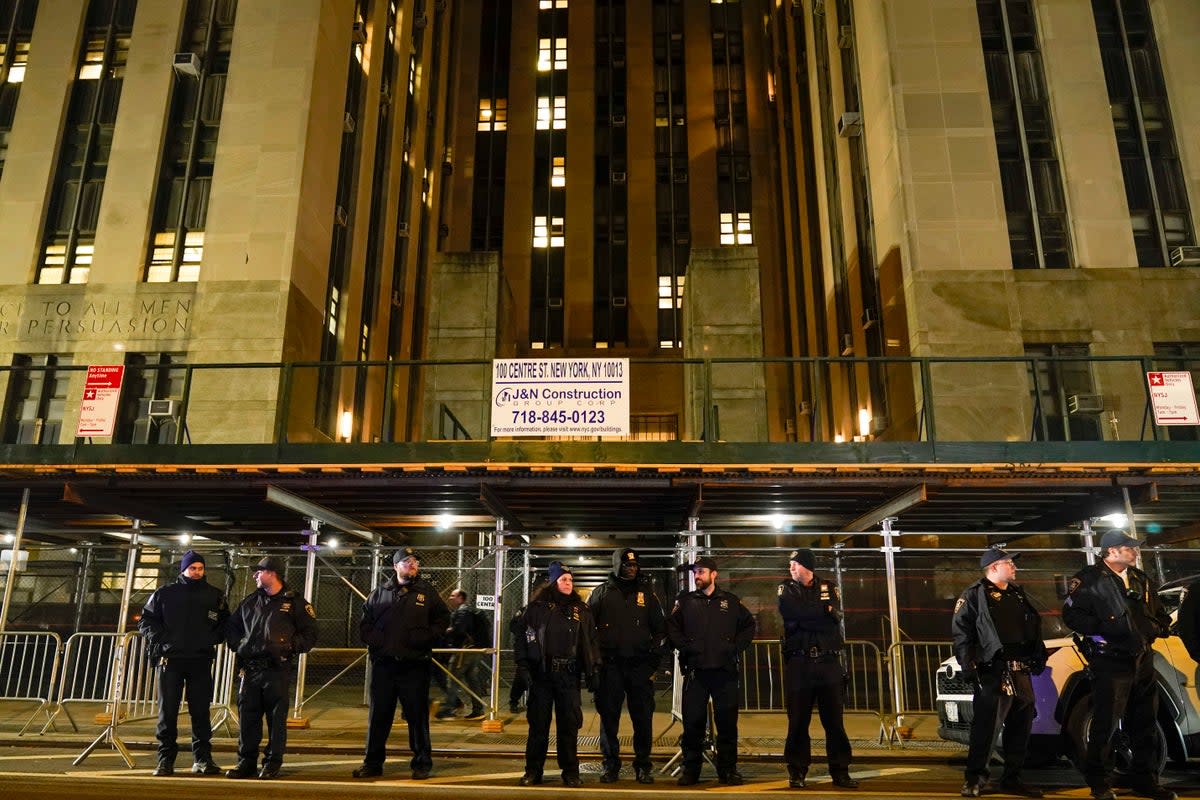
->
xmin=490 ymin=358 xmax=630 ymax=437
xmin=75 ymin=365 xmax=126 ymax=437
xmin=1146 ymin=371 xmax=1199 ymax=426
xmin=475 ymin=594 xmax=496 ymax=611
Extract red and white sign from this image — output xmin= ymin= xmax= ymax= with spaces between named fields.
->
xmin=76 ymin=365 xmax=126 ymax=437
xmin=1146 ymin=371 xmax=1200 ymax=426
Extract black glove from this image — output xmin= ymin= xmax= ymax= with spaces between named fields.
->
xmin=1028 ymin=658 xmax=1046 ymax=676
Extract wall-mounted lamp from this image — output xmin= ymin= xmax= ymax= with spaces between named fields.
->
xmin=858 ymin=408 xmax=872 ymax=438
xmin=833 ymin=433 xmax=845 ymax=443
xmin=338 ymin=410 xmax=354 ymax=441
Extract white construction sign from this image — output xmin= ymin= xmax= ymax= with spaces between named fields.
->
xmin=1146 ymin=371 xmax=1200 ymax=426
xmin=490 ymin=358 xmax=630 ymax=437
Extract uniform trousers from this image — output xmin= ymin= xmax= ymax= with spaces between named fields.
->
xmin=783 ymin=656 xmax=852 ymax=776
xmin=595 ymin=655 xmax=656 ymax=772
xmin=236 ymin=664 xmax=290 ymax=768
xmin=525 ymin=670 xmax=583 ymax=778
xmin=964 ymin=666 xmax=1034 ymax=783
xmin=680 ymin=667 xmax=740 ymax=777
xmin=156 ymin=657 xmax=215 ymax=762
xmin=365 ymin=657 xmax=433 ymax=771
xmin=1085 ymin=651 xmax=1161 ymax=791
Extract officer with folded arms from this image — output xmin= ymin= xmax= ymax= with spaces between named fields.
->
xmin=778 ymin=548 xmax=858 ymax=790
xmin=139 ymin=550 xmax=230 ymax=777
xmin=513 ymin=561 xmax=599 ymax=788
xmin=225 ymin=556 xmax=317 ymax=779
xmin=1063 ymin=531 xmax=1174 ymax=800
xmin=667 ymin=556 xmax=756 ymax=787
xmin=952 ymin=547 xmax=1046 ymax=799
xmin=355 ymin=547 xmax=450 ymax=780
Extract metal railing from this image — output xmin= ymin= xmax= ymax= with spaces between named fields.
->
xmin=885 ymin=640 xmax=955 ymax=743
xmin=0 ymin=631 xmax=63 ymax=735
xmin=41 ymin=632 xmax=122 ymax=735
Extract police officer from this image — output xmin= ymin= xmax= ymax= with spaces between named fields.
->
xmin=354 ymin=547 xmax=450 ymax=780
xmin=588 ymin=547 xmax=665 ymax=784
xmin=225 ymin=556 xmax=317 ymax=779
xmin=1179 ymin=576 xmax=1200 ymax=663
xmin=513 ymin=561 xmax=599 ymax=788
xmin=438 ymin=588 xmax=490 ymax=720
xmin=779 ymin=549 xmax=858 ymax=790
xmin=952 ymin=548 xmax=1046 ymax=798
xmin=666 ymin=556 xmax=755 ymax=787
xmin=139 ymin=550 xmax=230 ymax=777
xmin=1063 ymin=531 xmax=1174 ymax=800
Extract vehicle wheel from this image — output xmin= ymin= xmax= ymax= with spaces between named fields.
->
xmin=1064 ymin=695 xmax=1168 ymax=775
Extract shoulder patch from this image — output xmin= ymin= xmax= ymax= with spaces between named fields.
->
xmin=777 ymin=584 xmax=784 ymax=596
xmin=1067 ymin=577 xmax=1082 ymax=595
xmin=305 ymin=603 xmax=316 ymax=618
xmin=953 ymin=597 xmax=965 ymax=615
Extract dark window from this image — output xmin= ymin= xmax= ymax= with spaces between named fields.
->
xmin=1025 ymin=344 xmax=1102 ymax=441
xmin=469 ymin=0 xmax=510 ymax=251
xmin=1092 ymin=0 xmax=1194 ymax=266
xmin=0 ymin=0 xmax=38 ymax=180
xmin=146 ymin=0 xmax=236 ymax=282
xmin=977 ymin=0 xmax=1072 ymax=268
xmin=593 ymin=0 xmax=627 ymax=348
xmin=653 ymin=0 xmax=688 ymax=349
xmin=712 ymin=1 xmax=752 ymax=252
xmin=2 ymin=353 xmax=71 ymax=444
xmin=529 ymin=2 xmax=567 ymax=349
xmin=37 ymin=0 xmax=137 ymax=284
xmin=115 ymin=352 xmax=185 ymax=444
xmin=1152 ymin=343 xmax=1200 ymax=441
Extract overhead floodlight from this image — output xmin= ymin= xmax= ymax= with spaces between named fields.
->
xmin=327 ymin=537 xmax=340 ymax=549
xmin=1099 ymin=512 xmax=1128 ymax=528
xmin=770 ymin=514 xmax=785 ymax=531
xmin=178 ymin=533 xmax=191 ymax=545
xmin=437 ymin=514 xmax=454 ymax=531
xmin=2 ymin=532 xmax=13 ymax=544
xmin=565 ymin=531 xmax=578 ymax=545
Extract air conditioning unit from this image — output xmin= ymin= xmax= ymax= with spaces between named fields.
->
xmin=1067 ymin=393 xmax=1104 ymax=414
xmin=611 ymin=114 xmax=626 ymax=127
xmin=841 ymin=333 xmax=854 ymax=355
xmin=343 ymin=112 xmax=356 ymax=133
xmin=1170 ymin=246 xmax=1200 ymax=266
xmin=413 ymin=13 xmax=428 ymax=29
xmin=397 ymin=221 xmax=410 ymax=236
xmin=351 ymin=20 xmax=367 ymax=45
xmin=548 ymin=297 xmax=563 ymax=309
xmin=612 ymin=171 xmax=627 ymax=184
xmin=673 ymin=169 xmax=688 ymax=183
xmin=837 ymin=111 xmax=863 ymax=137
xmin=172 ymin=52 xmax=201 ymax=78
xmin=147 ymin=399 xmax=178 ymax=417
xmin=612 ymin=296 xmax=627 ymax=308
xmin=335 ymin=205 xmax=349 ymax=226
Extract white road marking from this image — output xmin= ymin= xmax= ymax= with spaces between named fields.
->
xmin=702 ymin=766 xmax=928 ymax=793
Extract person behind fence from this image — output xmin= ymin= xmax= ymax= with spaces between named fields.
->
xmin=138 ymin=549 xmax=230 ymax=778
xmin=778 ymin=548 xmax=858 ymax=790
xmin=587 ymin=546 xmax=666 ymax=784
xmin=353 ymin=547 xmax=450 ymax=780
xmin=667 ymin=556 xmax=756 ymax=787
xmin=224 ymin=556 xmax=317 ymax=780
xmin=512 ymin=560 xmax=600 ymax=787
xmin=436 ymin=588 xmax=491 ymax=721
xmin=951 ymin=547 xmax=1046 ymax=799
xmin=1063 ymin=531 xmax=1174 ymax=800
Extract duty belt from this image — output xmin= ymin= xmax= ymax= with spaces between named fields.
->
xmin=550 ymin=657 xmax=578 ymax=673
xmin=790 ymin=647 xmax=841 ymax=659
xmin=1005 ymin=660 xmax=1027 ymax=672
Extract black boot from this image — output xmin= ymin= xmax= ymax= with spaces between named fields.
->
xmin=152 ymin=758 xmax=174 ymax=777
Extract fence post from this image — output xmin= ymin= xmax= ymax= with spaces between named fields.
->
xmin=881 ymin=516 xmax=903 ymax=742
xmin=0 ymin=488 xmax=30 ymax=633
xmin=1081 ymin=519 xmax=1097 ymax=566
xmin=73 ymin=544 xmax=94 ymax=634
xmin=486 ymin=519 xmax=506 ymax=730
xmin=363 ymin=543 xmax=380 ymax=707
xmin=291 ymin=519 xmax=319 ymax=726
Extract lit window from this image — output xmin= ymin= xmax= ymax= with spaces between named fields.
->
xmin=534 ymin=215 xmax=565 ymax=247
xmin=537 ymin=37 xmax=567 ymax=71
xmin=327 ymin=287 xmax=340 ymax=335
xmin=536 ymin=95 xmax=567 ymax=130
xmin=534 ymin=216 xmax=549 ymax=248
xmin=737 ymin=211 xmax=752 ymax=244
xmin=539 ymin=0 xmax=568 ymax=8
xmin=658 ymin=275 xmax=685 ymax=309
xmin=720 ymin=213 xmax=735 ymax=245
xmin=478 ymin=98 xmax=507 ymax=131
xmin=78 ymin=63 xmax=102 ymax=80
xmin=551 ymin=156 xmax=565 ymax=187
xmin=7 ymin=65 xmax=25 ymax=83
xmin=408 ymin=55 xmax=416 ymax=95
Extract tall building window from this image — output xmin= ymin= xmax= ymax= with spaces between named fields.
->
xmin=1152 ymin=343 xmax=1200 ymax=441
xmin=594 ymin=0 xmax=627 ymax=348
xmin=37 ymin=0 xmax=137 ymax=285
xmin=0 ymin=0 xmax=38 ymax=181
xmin=115 ymin=352 xmax=185 ymax=444
xmin=469 ymin=0 xmax=510 ymax=252
xmin=316 ymin=0 xmax=370 ymax=437
xmin=1093 ymin=0 xmax=1193 ymax=266
xmin=531 ymin=0 xmax=567 ymax=349
xmin=1025 ymin=343 xmax=1102 ymax=442
xmin=146 ymin=0 xmax=236 ymax=282
xmin=2 ymin=354 xmax=71 ymax=444
xmin=653 ymin=0 xmax=689 ymax=349
xmin=711 ymin=1 xmax=752 ymax=250
xmin=977 ymin=0 xmax=1071 ymax=268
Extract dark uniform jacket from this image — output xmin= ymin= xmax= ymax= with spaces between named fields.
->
xmin=1063 ymin=563 xmax=1170 ymax=657
xmin=587 ymin=571 xmax=666 ymax=665
xmin=778 ymin=574 xmax=843 ymax=658
xmin=513 ymin=589 xmax=600 ymax=681
xmin=952 ymin=579 xmax=1046 ymax=676
xmin=667 ymin=588 xmax=756 ymax=672
xmin=1179 ymin=580 xmax=1200 ymax=663
xmin=360 ymin=575 xmax=451 ymax=661
xmin=226 ymin=583 xmax=318 ymax=667
xmin=139 ymin=575 xmax=230 ymax=659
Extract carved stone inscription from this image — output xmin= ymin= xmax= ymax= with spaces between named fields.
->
xmin=0 ymin=297 xmax=192 ymax=339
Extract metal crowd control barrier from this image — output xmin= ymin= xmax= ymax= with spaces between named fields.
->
xmin=41 ymin=631 xmax=123 ymax=735
xmin=432 ymin=646 xmax=496 ymax=715
xmin=885 ymin=640 xmax=955 ymax=745
xmin=293 ymin=647 xmax=368 ymax=719
xmin=0 ymin=631 xmax=63 ymax=736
